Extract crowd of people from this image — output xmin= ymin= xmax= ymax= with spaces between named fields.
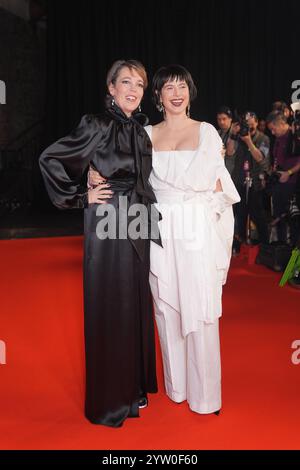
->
xmin=216 ymin=102 xmax=300 ymax=253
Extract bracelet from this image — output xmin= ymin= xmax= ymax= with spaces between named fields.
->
xmin=287 ymin=169 xmax=293 ymax=176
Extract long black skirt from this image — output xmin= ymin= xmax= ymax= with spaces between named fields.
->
xmin=83 ymin=204 xmax=157 ymax=427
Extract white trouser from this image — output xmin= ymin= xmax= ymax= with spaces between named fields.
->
xmin=150 ymin=272 xmax=221 ymax=414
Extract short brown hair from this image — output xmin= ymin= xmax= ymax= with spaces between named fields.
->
xmin=106 ymin=59 xmax=148 ymax=90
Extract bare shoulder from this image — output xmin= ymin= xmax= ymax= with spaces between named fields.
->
xmin=190 ymin=119 xmax=202 ymax=125
xmin=152 ymin=122 xmax=164 ymax=130
xmin=190 ymin=119 xmax=202 ymax=131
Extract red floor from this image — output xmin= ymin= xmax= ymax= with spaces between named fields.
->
xmin=0 ymin=236 xmax=299 ymax=450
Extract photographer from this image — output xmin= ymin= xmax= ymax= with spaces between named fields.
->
xmin=272 ymin=101 xmax=293 ymax=125
xmin=217 ymin=106 xmax=236 ymax=175
xmin=227 ymin=111 xmax=271 ymax=249
xmin=266 ymin=111 xmax=300 ymax=245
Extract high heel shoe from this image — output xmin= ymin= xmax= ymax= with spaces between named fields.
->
xmin=214 ymin=410 xmax=220 ymax=416
xmin=138 ymin=397 xmax=148 ymax=409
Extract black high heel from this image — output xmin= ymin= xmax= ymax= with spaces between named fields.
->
xmin=138 ymin=397 xmax=148 ymax=409
xmin=214 ymin=410 xmax=220 ymax=416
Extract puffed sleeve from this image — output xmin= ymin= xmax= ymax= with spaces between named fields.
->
xmin=205 ymin=124 xmax=241 ymax=283
xmin=39 ymin=115 xmax=103 ymax=209
xmin=208 ymin=125 xmax=241 ymax=216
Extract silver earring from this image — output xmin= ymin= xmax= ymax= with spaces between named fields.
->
xmin=187 ymin=104 xmax=191 ymax=118
xmin=138 ymin=104 xmax=142 ymax=112
xmin=157 ymin=102 xmax=164 ymax=113
xmin=111 ymin=97 xmax=115 ymax=106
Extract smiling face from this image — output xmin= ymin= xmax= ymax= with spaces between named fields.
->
xmin=108 ymin=66 xmax=145 ymax=117
xmin=159 ymin=78 xmax=190 ymax=116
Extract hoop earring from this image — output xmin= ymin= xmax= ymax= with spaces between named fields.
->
xmin=186 ymin=103 xmax=191 ymax=118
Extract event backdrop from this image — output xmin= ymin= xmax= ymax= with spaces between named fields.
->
xmin=46 ymin=0 xmax=299 ymax=141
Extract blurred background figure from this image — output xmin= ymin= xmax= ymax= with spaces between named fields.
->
xmin=267 ymin=111 xmax=300 ymax=246
xmin=272 ymin=101 xmax=293 ymax=125
xmin=227 ymin=111 xmax=271 ymax=252
xmin=217 ymin=106 xmax=236 ymax=176
xmin=258 ymin=119 xmax=267 ymax=134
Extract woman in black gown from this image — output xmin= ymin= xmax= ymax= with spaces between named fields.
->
xmin=39 ymin=60 xmax=159 ymax=427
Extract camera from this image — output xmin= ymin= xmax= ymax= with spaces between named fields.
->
xmin=268 ymin=172 xmax=281 ymax=185
xmin=265 ymin=166 xmax=283 ymax=194
xmin=232 ymin=111 xmax=251 ymax=137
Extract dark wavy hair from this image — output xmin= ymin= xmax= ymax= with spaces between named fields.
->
xmin=152 ymin=64 xmax=197 ymax=109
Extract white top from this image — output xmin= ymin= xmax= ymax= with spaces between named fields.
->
xmin=145 ymin=123 xmax=240 ymax=334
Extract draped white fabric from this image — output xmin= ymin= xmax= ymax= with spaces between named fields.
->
xmin=145 ymin=123 xmax=240 ymax=335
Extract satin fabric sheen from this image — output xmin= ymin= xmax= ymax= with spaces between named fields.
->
xmin=39 ymin=105 xmax=158 ymax=427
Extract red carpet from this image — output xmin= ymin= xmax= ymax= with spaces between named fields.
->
xmin=0 ymin=236 xmax=299 ymax=450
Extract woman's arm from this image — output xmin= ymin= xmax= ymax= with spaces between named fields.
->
xmin=210 ymin=126 xmax=240 ymax=216
xmin=214 ymin=179 xmax=223 ymax=192
xmin=39 ymin=115 xmax=103 ymax=209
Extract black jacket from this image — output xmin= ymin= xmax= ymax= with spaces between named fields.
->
xmin=39 ymin=104 xmax=156 ymax=210
xmin=39 ymin=104 xmax=161 ymax=259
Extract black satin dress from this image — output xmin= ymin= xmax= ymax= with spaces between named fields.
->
xmin=39 ymin=105 xmax=159 ymax=427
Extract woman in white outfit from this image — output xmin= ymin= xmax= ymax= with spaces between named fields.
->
xmin=88 ymin=64 xmax=240 ymax=416
xmin=146 ymin=64 xmax=240 ymax=415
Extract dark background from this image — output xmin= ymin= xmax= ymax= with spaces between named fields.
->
xmin=0 ymin=0 xmax=299 ymax=235
xmin=46 ymin=0 xmax=299 ymax=141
